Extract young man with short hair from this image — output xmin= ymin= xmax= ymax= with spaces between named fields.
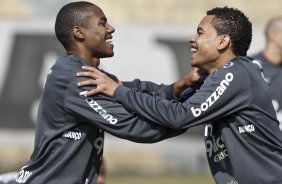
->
xmin=78 ymin=7 xmax=282 ymax=184
xmin=7 ymin=1 xmax=194 ymax=184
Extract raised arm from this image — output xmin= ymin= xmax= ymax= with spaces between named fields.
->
xmin=77 ymin=66 xmax=205 ymax=99
xmin=66 ymin=76 xmax=186 ymax=143
xmin=77 ymin=63 xmax=250 ymax=130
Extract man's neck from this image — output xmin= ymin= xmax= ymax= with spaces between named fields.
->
xmin=207 ymin=54 xmax=237 ymax=74
xmin=67 ymin=51 xmax=100 ymax=67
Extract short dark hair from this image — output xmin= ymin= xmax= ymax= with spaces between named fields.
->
xmin=55 ymin=1 xmax=95 ymax=50
xmin=207 ymin=7 xmax=252 ymax=56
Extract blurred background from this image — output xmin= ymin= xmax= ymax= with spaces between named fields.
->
xmin=0 ymin=0 xmax=281 ymax=183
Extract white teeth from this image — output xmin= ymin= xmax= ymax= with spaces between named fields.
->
xmin=191 ymin=48 xmax=197 ymax=52
xmin=106 ymin=39 xmax=113 ymax=43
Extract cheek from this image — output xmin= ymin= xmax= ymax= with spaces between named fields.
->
xmin=86 ymin=29 xmax=103 ymax=41
xmin=199 ymin=39 xmax=217 ymax=55
xmin=202 ymin=38 xmax=217 ymax=48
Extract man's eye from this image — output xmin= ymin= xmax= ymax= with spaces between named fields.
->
xmin=99 ymin=21 xmax=106 ymax=26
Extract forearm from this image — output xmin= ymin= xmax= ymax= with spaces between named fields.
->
xmin=123 ymin=80 xmax=176 ymax=100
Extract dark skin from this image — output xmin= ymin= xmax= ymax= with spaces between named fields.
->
xmin=189 ymin=15 xmax=235 ymax=73
xmin=68 ymin=4 xmax=115 ymax=67
xmin=76 ymin=15 xmax=234 ymax=97
xmin=74 ymin=6 xmax=209 ymax=97
xmin=77 ymin=66 xmax=204 ymax=97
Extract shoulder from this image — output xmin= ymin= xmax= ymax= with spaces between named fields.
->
xmin=45 ymin=55 xmax=84 ymax=89
xmin=49 ymin=55 xmax=88 ymax=81
xmin=218 ymin=56 xmax=261 ymax=74
xmin=213 ymin=57 xmax=249 ymax=78
xmin=52 ymin=55 xmax=83 ymax=70
xmin=205 ymin=57 xmax=253 ymax=90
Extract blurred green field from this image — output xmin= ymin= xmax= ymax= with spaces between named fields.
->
xmin=107 ymin=175 xmax=214 ymax=184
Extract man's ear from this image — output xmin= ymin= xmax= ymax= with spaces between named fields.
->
xmin=218 ymin=34 xmax=231 ymax=50
xmin=73 ymin=26 xmax=85 ymax=39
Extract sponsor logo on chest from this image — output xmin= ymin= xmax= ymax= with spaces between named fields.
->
xmin=63 ymin=131 xmax=82 ymax=140
xmin=238 ymin=124 xmax=255 ymax=134
xmin=15 ymin=166 xmax=32 ymax=183
xmin=204 ymin=124 xmax=229 ymax=163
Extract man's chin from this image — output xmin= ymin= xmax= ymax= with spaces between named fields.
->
xmin=190 ymin=62 xmax=203 ymax=70
xmin=107 ymin=51 xmax=114 ymax=57
xmin=101 ymin=52 xmax=114 ymax=58
xmin=191 ymin=61 xmax=198 ymax=67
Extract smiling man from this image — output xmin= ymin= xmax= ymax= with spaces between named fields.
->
xmin=77 ymin=7 xmax=282 ymax=184
xmin=3 ymin=1 xmax=201 ymax=184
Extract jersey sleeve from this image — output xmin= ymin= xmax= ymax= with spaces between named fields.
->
xmin=64 ymin=77 xmax=185 ymax=143
xmin=123 ymin=79 xmax=175 ymax=100
xmin=113 ymin=63 xmax=251 ymax=129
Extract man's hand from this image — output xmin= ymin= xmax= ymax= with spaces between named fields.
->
xmin=173 ymin=67 xmax=207 ymax=98
xmin=76 ymin=66 xmax=121 ymax=97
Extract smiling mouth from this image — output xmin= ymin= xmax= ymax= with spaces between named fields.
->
xmin=106 ymin=38 xmax=113 ymax=46
xmin=191 ymin=48 xmax=198 ymax=54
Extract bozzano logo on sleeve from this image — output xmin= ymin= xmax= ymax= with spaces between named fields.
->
xmin=80 ymin=91 xmax=118 ymax=124
xmin=191 ymin=73 xmax=234 ymax=117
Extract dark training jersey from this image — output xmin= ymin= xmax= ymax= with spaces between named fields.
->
xmin=113 ymin=56 xmax=282 ymax=184
xmin=12 ymin=55 xmax=184 ymax=184
xmin=252 ymin=52 xmax=282 ymax=129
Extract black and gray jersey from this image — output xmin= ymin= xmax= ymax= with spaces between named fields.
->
xmin=12 ymin=55 xmax=183 ymax=184
xmin=252 ymin=52 xmax=282 ymax=129
xmin=113 ymin=56 xmax=282 ymax=184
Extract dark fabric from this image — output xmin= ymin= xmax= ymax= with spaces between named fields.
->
xmin=114 ymin=56 xmax=282 ymax=184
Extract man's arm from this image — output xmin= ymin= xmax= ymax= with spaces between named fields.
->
xmin=66 ymin=77 xmax=186 ymax=143
xmin=77 ymin=64 xmax=250 ymax=129
xmin=77 ymin=66 xmax=205 ymax=99
xmin=101 ymin=68 xmax=170 ymax=94
xmin=123 ymin=79 xmax=175 ymax=100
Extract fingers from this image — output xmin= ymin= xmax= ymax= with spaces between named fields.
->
xmin=76 ymin=66 xmax=104 ymax=78
xmin=79 ymin=88 xmax=100 ymax=97
xmin=76 ymin=71 xmax=99 ymax=79
xmin=76 ymin=66 xmax=100 ymax=97
xmin=77 ymin=79 xmax=96 ymax=87
xmin=76 ymin=66 xmax=118 ymax=97
xmin=86 ymin=88 xmax=100 ymax=96
xmin=81 ymin=66 xmax=101 ymax=73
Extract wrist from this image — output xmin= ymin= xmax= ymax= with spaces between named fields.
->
xmin=173 ymin=79 xmax=192 ymax=98
xmin=109 ymin=82 xmax=121 ymax=97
